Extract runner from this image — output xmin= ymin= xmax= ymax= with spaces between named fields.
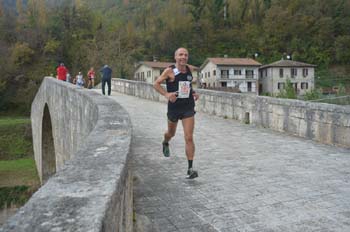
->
xmin=87 ymin=67 xmax=95 ymax=89
xmin=153 ymin=47 xmax=199 ymax=179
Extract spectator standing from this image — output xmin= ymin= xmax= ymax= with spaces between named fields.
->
xmin=75 ymin=72 xmax=84 ymax=87
xmin=87 ymin=67 xmax=95 ymax=89
xmin=100 ymin=64 xmax=112 ymax=95
xmin=56 ymin=63 xmax=68 ymax=81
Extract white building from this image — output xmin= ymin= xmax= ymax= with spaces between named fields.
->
xmin=200 ymin=58 xmax=261 ymax=93
xmin=134 ymin=61 xmax=199 ymax=85
xmin=259 ymin=59 xmax=316 ymax=95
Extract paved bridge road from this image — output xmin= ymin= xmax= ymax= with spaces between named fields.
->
xmin=107 ymin=91 xmax=350 ymax=232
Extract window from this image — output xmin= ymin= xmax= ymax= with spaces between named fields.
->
xmin=221 ymin=70 xmax=229 ymax=78
xmin=246 ymin=70 xmax=254 ymax=78
xmin=222 ymin=82 xmax=227 ymax=87
xmin=293 ymin=83 xmax=298 ymax=91
xmin=234 ymin=69 xmax=242 ymax=75
xmin=301 ymin=82 xmax=309 ymax=89
xmin=263 ymin=69 xmax=267 ymax=77
xmin=213 ymin=70 xmax=216 ymax=76
xmin=279 ymin=69 xmax=284 ymax=78
xmin=278 ymin=82 xmax=285 ymax=90
xmin=205 ymin=72 xmax=207 ymax=78
xmin=247 ymin=82 xmax=252 ymax=92
xmin=303 ymin=68 xmax=308 ymax=77
xmin=208 ymin=72 xmax=210 ymax=77
xmin=147 ymin=71 xmax=151 ymax=77
xmin=291 ymin=68 xmax=297 ymax=78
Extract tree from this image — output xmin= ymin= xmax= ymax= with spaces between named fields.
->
xmin=335 ymin=35 xmax=350 ymax=64
xmin=11 ymin=42 xmax=35 ymax=66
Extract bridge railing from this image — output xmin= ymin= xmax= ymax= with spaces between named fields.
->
xmin=111 ymin=78 xmax=350 ymax=149
xmin=1 ymin=77 xmax=133 ymax=232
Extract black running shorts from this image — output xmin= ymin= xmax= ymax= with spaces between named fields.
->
xmin=167 ymin=110 xmax=196 ymax=123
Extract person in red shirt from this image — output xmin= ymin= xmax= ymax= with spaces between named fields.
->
xmin=56 ymin=63 xmax=68 ymax=81
xmin=87 ymin=67 xmax=95 ymax=89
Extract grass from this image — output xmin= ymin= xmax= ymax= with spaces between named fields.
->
xmin=0 ymin=118 xmax=30 ymax=127
xmin=0 ymin=117 xmax=39 ymax=209
xmin=0 ymin=117 xmax=33 ymax=160
xmin=0 ymin=158 xmax=39 ymax=187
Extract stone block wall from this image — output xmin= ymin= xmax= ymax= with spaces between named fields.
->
xmin=111 ymin=78 xmax=350 ymax=148
xmin=1 ymin=77 xmax=133 ymax=232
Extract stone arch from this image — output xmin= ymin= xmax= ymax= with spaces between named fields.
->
xmin=41 ymin=103 xmax=56 ymax=184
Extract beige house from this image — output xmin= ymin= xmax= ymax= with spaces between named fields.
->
xmin=259 ymin=59 xmax=316 ymax=95
xmin=134 ymin=61 xmax=199 ymax=85
xmin=200 ymin=58 xmax=262 ymax=93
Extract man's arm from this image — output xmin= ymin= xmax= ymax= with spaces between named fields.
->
xmin=188 ymin=66 xmax=199 ymax=101
xmin=153 ymin=68 xmax=177 ymax=103
xmin=188 ymin=66 xmax=197 ymax=83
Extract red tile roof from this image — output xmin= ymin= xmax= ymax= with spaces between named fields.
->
xmin=205 ymin=58 xmax=262 ymax=66
xmin=260 ymin=59 xmax=316 ymax=69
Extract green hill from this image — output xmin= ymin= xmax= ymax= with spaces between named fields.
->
xmin=0 ymin=0 xmax=349 ymax=114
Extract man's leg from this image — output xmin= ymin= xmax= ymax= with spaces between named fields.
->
xmin=182 ymin=116 xmax=198 ymax=179
xmin=107 ymin=79 xmax=111 ymax=95
xmin=182 ymin=116 xmax=195 ymax=160
xmin=162 ymin=120 xmax=177 ymax=157
xmin=164 ymin=120 xmax=177 ymax=142
xmin=102 ymin=79 xmax=106 ymax=95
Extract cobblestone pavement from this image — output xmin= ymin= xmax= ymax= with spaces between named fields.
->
xmin=108 ymin=91 xmax=350 ymax=232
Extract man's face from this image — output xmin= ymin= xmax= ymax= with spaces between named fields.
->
xmin=175 ymin=48 xmax=189 ymax=66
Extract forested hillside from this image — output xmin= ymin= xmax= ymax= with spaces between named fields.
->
xmin=0 ymin=0 xmax=349 ymax=114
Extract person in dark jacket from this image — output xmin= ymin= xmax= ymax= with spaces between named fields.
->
xmin=100 ymin=64 xmax=112 ymax=95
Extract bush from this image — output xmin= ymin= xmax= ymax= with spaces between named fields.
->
xmin=303 ymin=88 xmax=322 ymax=101
xmin=0 ymin=186 xmax=31 ymax=209
xmin=277 ymin=79 xmax=297 ymax=99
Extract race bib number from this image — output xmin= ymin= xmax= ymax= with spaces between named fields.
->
xmin=178 ymin=81 xmax=191 ymax=98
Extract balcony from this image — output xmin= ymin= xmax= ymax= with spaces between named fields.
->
xmin=217 ymin=74 xmax=257 ymax=81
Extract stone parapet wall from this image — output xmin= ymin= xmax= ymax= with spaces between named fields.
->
xmin=1 ymin=77 xmax=133 ymax=232
xmin=111 ymin=78 xmax=350 ymax=148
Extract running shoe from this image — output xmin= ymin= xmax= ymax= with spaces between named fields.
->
xmin=162 ymin=141 xmax=170 ymax=157
xmin=186 ymin=168 xmax=198 ymax=179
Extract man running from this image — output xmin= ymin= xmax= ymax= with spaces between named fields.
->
xmin=153 ymin=47 xmax=199 ymax=179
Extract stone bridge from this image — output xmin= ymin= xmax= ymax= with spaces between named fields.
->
xmin=1 ymin=78 xmax=350 ymax=232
